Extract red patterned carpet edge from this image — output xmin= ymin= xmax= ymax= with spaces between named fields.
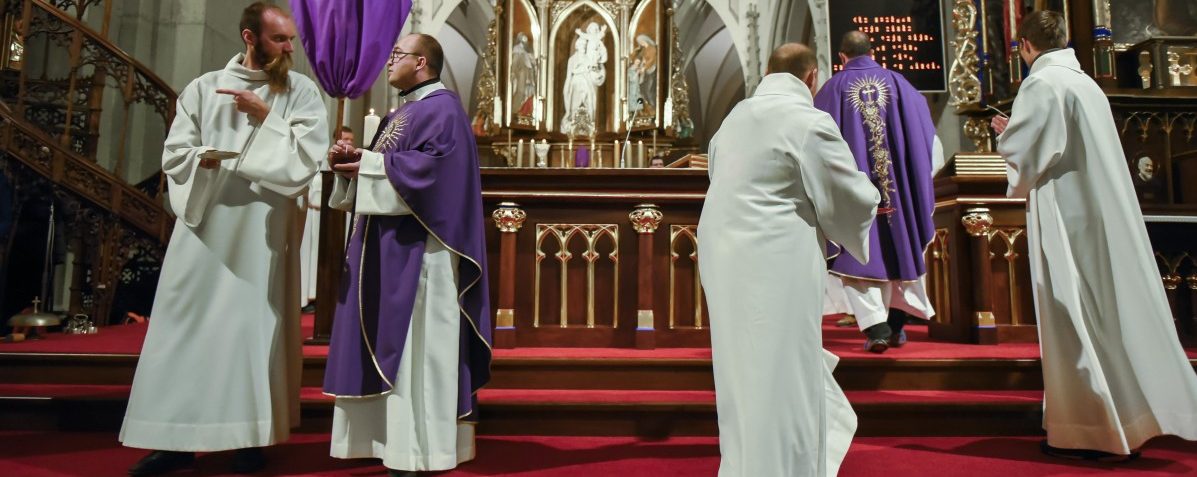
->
xmin=2 ymin=314 xmax=1195 ymax=361
xmin=2 ymin=431 xmax=1196 ymax=477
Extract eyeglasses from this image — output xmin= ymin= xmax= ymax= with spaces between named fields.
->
xmin=389 ymin=49 xmax=423 ymax=63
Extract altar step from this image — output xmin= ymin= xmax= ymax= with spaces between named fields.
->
xmin=0 ymin=352 xmax=1050 ymax=392
xmin=0 ymin=385 xmax=1046 ymax=438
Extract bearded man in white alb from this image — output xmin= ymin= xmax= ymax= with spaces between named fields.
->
xmin=120 ymin=3 xmax=328 ymax=475
xmin=993 ymin=10 xmax=1197 ymax=462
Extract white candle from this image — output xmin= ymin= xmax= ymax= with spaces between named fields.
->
xmin=613 ymin=140 xmax=620 ymax=168
xmin=664 ymin=96 xmax=673 ymax=129
xmin=637 ymin=140 xmax=645 ymax=168
xmin=362 ymin=108 xmax=380 ymax=146
xmin=492 ymin=96 xmax=502 ymax=126
xmin=516 ymin=139 xmax=525 ymax=168
xmin=590 ymin=139 xmax=597 ymax=168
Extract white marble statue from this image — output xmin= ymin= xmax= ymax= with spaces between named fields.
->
xmin=560 ymin=22 xmax=607 ymax=135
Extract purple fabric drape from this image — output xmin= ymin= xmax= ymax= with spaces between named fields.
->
xmin=290 ymin=0 xmax=411 ymax=98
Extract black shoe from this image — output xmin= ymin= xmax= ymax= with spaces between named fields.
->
xmin=300 ymin=303 xmax=316 ymax=313
xmin=887 ymin=309 xmax=908 ymax=335
xmin=862 ymin=323 xmax=892 ymax=354
xmin=863 ymin=337 xmax=889 ymax=353
xmin=1039 ymin=440 xmax=1141 ymax=463
xmin=231 ymin=447 xmax=266 ymax=474
xmin=128 ymin=450 xmax=195 ymax=477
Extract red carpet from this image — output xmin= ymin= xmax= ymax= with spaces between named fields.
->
xmin=2 ymin=431 xmax=1195 ymax=476
xmin=3 ymin=314 xmax=1194 ymax=361
xmin=0 ymin=384 xmax=1048 ymax=408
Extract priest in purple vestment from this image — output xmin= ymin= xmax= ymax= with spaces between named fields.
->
xmin=814 ymin=31 xmax=944 ymax=353
xmin=322 ymin=33 xmax=492 ymax=475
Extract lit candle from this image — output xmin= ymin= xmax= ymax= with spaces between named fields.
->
xmin=637 ymin=140 xmax=645 ymax=168
xmin=613 ymin=140 xmax=621 ymax=168
xmin=363 ymin=108 xmax=380 ymax=147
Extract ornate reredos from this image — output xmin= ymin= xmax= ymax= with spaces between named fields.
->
xmin=499 ymin=0 xmax=665 ymax=137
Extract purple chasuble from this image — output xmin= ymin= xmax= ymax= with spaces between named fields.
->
xmin=814 ymin=56 xmax=937 ymax=281
xmin=324 ymin=89 xmax=492 ymax=419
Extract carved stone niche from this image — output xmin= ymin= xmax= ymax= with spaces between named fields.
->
xmin=1119 ymin=37 xmax=1197 ymax=90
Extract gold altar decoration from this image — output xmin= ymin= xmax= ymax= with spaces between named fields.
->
xmin=1156 ymin=252 xmax=1188 ymax=291
xmin=948 ymin=0 xmax=981 ymax=110
xmin=664 ymin=5 xmax=692 ymax=137
xmin=628 ymin=204 xmax=662 ymax=234
xmin=963 ymin=117 xmax=994 ymax=153
xmin=962 ymin=208 xmax=994 ymax=237
xmin=475 ymin=2 xmax=504 ymax=136
xmin=493 ymin=202 xmax=529 ymax=232
xmin=534 ymin=223 xmax=620 ymax=328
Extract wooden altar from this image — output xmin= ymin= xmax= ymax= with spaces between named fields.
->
xmin=482 ymin=169 xmax=709 ymax=349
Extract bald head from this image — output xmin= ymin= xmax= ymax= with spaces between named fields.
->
xmin=839 ymin=31 xmax=872 ymax=58
xmin=766 ymin=43 xmax=818 ymax=80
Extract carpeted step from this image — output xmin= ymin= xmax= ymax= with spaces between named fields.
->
xmin=0 ymin=384 xmax=1046 ymax=437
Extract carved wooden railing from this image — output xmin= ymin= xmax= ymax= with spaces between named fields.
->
xmin=0 ymin=102 xmax=169 ymax=241
xmin=0 ymin=0 xmax=174 ymax=325
xmin=5 ymin=0 xmax=175 ymax=175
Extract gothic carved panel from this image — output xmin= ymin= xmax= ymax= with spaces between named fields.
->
xmin=62 ymin=157 xmax=111 ymax=204
xmin=534 ymin=223 xmax=620 ymax=328
xmin=668 ymin=225 xmax=705 ymax=329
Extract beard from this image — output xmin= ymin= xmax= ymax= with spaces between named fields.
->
xmin=253 ymin=48 xmax=292 ymax=93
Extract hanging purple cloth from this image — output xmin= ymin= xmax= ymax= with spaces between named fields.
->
xmin=289 ymin=0 xmax=411 ymax=98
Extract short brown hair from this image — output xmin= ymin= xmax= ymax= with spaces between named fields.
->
xmin=1019 ymin=10 xmax=1067 ymax=51
xmin=411 ymin=34 xmax=444 ymax=76
xmin=766 ymin=43 xmax=817 ymax=79
xmin=240 ymin=2 xmax=288 ymax=39
xmin=839 ymin=31 xmax=871 ymax=58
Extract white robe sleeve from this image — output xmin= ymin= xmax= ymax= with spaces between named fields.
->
xmin=162 ymin=80 xmax=219 ymax=228
xmin=328 ymin=174 xmax=356 ymax=211
xmin=798 ymin=118 xmax=881 ymax=263
xmin=352 ymin=150 xmax=412 ymax=216
xmin=931 ymin=135 xmax=946 ymax=177
xmin=306 ymin=173 xmax=322 ymax=210
xmin=235 ymin=79 xmax=328 ymax=198
xmin=997 ymin=77 xmax=1067 ymax=199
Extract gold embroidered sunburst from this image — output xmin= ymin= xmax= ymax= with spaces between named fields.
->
xmin=371 ymin=109 xmax=410 ymax=153
xmin=847 ymin=76 xmax=896 ymax=216
xmin=847 ymin=76 xmax=890 ymax=115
